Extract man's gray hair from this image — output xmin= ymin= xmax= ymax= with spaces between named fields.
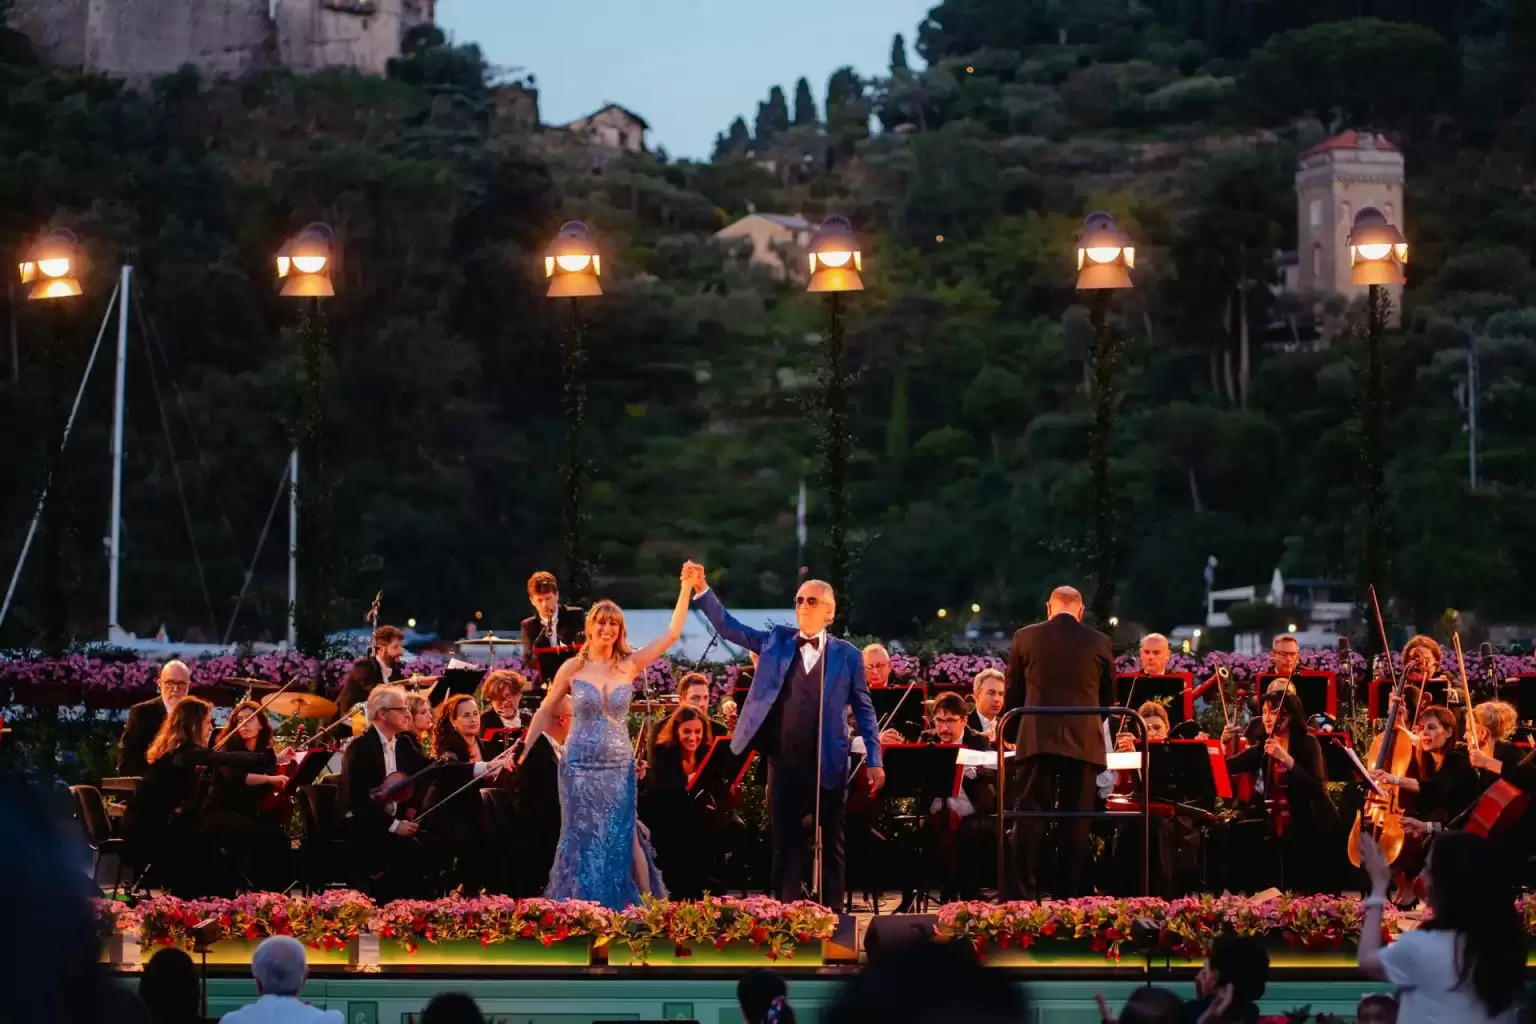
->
xmin=367 ymin=684 xmax=406 ymax=722
xmin=972 ymin=667 xmax=1004 ymax=690
xmin=1140 ymin=633 xmax=1169 ymax=647
xmin=250 ymin=935 xmax=308 ymax=996
xmin=862 ymin=643 xmax=889 ymax=659
xmin=158 ymin=659 xmax=191 ymax=681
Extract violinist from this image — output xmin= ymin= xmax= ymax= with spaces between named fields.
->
xmin=1115 ymin=701 xmax=1170 ymax=751
xmin=479 ymin=670 xmax=527 ymax=761
xmin=642 ymin=705 xmax=714 ymax=897
xmin=205 ymin=701 xmax=292 ymax=890
xmin=971 ymin=668 xmax=1007 ymax=741
xmin=335 ymin=685 xmax=433 ymax=899
xmin=1465 ymin=700 xmax=1527 ymax=786
xmin=1106 ymin=700 xmax=1199 ymax=897
xmin=422 ymin=694 xmax=493 ymax=890
xmin=123 ymin=696 xmax=279 ymax=895
xmin=1226 ymin=689 xmax=1337 ymax=892
xmin=1227 ymin=677 xmax=1295 ymax=750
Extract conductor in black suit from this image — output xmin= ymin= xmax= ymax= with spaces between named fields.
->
xmin=519 ymin=570 xmax=585 ymax=688
xmin=117 ymin=660 xmax=192 ymax=775
xmin=1004 ymin=585 xmax=1115 ymax=897
xmin=332 ymin=625 xmax=409 ymax=723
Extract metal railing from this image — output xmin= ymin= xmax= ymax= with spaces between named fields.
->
xmin=993 ymin=705 xmax=1151 ymax=896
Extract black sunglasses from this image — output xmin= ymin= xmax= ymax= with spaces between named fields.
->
xmin=795 ymin=595 xmax=824 ymax=606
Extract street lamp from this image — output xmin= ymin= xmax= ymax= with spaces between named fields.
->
xmin=806 ymin=215 xmax=862 ymax=619
xmin=21 ymin=229 xmax=84 ymax=300
xmin=1075 ymin=211 xmax=1135 ymax=633
xmin=545 ymin=220 xmax=603 ymax=602
xmin=1347 ymin=207 xmax=1406 ymax=596
xmin=276 ymin=222 xmax=339 ymax=652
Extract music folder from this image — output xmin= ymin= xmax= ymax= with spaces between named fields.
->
xmin=1256 ymin=671 xmax=1337 ymax=717
xmin=1131 ymin=739 xmax=1233 ymax=803
xmin=879 ymin=743 xmax=963 ymax=800
xmin=687 ymin=736 xmax=755 ymax=794
xmin=428 ymin=664 xmax=486 ymax=707
xmin=870 ymin=684 xmax=927 ymax=739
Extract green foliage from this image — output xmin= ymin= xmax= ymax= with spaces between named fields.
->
xmin=792 ymin=77 xmax=817 ymax=126
xmin=754 ymin=85 xmax=790 ymax=147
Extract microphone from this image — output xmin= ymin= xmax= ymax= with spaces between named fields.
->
xmin=1481 ymin=642 xmax=1499 ymax=695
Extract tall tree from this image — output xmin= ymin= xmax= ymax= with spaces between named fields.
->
xmin=824 ymin=66 xmax=870 ymax=159
xmin=754 ymin=85 xmax=790 ymax=147
xmin=889 ymin=32 xmax=910 ymax=73
xmin=792 ymin=76 xmax=817 ymax=125
xmin=712 ymin=115 xmax=752 ymax=159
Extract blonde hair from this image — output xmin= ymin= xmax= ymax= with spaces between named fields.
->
xmin=1474 ymin=700 xmax=1518 ymax=742
xmin=573 ymin=599 xmax=633 ymax=669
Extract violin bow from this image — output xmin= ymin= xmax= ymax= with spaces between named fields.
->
xmin=844 ymin=681 xmax=919 ymax=785
xmin=211 ymin=675 xmax=302 ymax=751
xmin=1452 ymin=633 xmax=1480 ymax=750
xmin=413 ymin=743 xmax=522 ymax=824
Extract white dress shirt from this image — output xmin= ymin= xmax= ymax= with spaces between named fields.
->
xmin=796 ymin=629 xmax=827 ymax=673
xmin=220 ymin=993 xmax=342 ymax=1024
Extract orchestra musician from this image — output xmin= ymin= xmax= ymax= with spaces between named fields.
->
xmin=1400 ymin=634 xmax=1450 ymax=709
xmin=677 ymin=672 xmax=712 ymax=716
xmin=915 ymin=691 xmax=994 ymax=902
xmin=122 ymin=696 xmax=279 ymax=896
xmin=970 ymin=668 xmax=1006 ymax=741
xmin=509 ymin=692 xmax=571 ymax=896
xmin=422 ymin=694 xmax=493 ymax=890
xmin=479 ymin=669 xmax=527 ymax=761
xmin=406 ymin=692 xmax=433 ymax=751
xmin=521 ymin=571 xmax=585 ymax=687
xmin=205 ymin=701 xmax=294 ymax=890
xmin=862 ymin=644 xmax=893 ymax=687
xmin=1373 ymin=706 xmax=1480 ymax=846
xmin=1466 ymin=700 xmax=1534 ymax=788
xmin=333 ymin=626 xmax=410 ymax=723
xmin=1138 ymin=633 xmax=1172 ymax=676
xmin=1115 ymin=701 xmax=1170 ymax=751
xmin=335 ymin=685 xmax=435 ymax=899
xmin=641 ymin=705 xmax=715 ymax=898
xmin=117 ymin=660 xmax=191 ymax=775
xmin=1226 ymin=688 xmax=1338 ymax=892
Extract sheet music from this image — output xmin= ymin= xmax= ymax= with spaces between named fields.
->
xmin=1344 ymin=745 xmax=1388 ymax=798
xmin=447 ymin=657 xmax=480 ymax=671
xmin=956 ymin=748 xmax=1014 ymax=767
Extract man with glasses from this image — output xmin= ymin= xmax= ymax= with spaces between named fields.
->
xmin=337 ymin=685 xmax=434 ymax=898
xmin=907 ymin=692 xmax=994 ymax=903
xmin=117 ymin=660 xmax=191 ymax=774
xmin=685 ymin=561 xmax=884 ymax=910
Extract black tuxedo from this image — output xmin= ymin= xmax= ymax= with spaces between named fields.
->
xmin=969 ymin=709 xmax=999 ymax=740
xmin=520 ymin=605 xmax=585 ymax=685
xmin=333 ymin=657 xmax=407 ymax=723
xmin=510 ymin=734 xmax=562 ymax=895
xmin=1004 ymin=612 xmax=1115 ymax=897
xmin=117 ymin=698 xmax=168 ymax=775
xmin=336 ymin=727 xmax=430 ymax=837
xmin=479 ymin=708 xmax=522 ymax=761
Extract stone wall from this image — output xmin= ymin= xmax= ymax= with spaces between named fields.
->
xmin=274 ymin=0 xmax=429 ymax=75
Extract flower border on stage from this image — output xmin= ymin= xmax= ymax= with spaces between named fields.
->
xmin=100 ymin=892 xmax=1536 ymax=969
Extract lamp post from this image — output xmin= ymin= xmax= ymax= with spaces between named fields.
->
xmin=806 ymin=214 xmax=862 ymax=620
xmin=1345 ymin=207 xmax=1406 ymax=596
xmin=1075 ymin=211 xmax=1135 ymax=632
xmin=544 ymin=220 xmax=602 ymax=603
xmin=276 ymin=222 xmax=337 ymax=652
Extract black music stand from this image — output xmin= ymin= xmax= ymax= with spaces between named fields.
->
xmin=1256 ymin=671 xmax=1336 ymax=718
xmin=879 ymin=743 xmax=963 ymax=802
xmin=288 ymin=747 xmax=333 ymax=790
xmin=871 ymin=684 xmax=927 ymax=739
xmin=1500 ymin=676 xmax=1536 ymax=725
xmin=531 ymin=644 xmax=578 ymax=691
xmin=1141 ymin=740 xmax=1233 ymax=806
xmin=1116 ymin=673 xmax=1193 ymax=722
xmin=688 ymin=737 xmax=756 ymax=795
xmin=1313 ymin=731 xmax=1359 ymax=784
xmin=427 ymin=667 xmax=485 ymax=708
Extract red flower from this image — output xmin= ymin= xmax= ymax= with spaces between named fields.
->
xmin=539 ymin=912 xmax=555 ymax=927
xmin=1041 ymin=922 xmax=1057 ymax=936
xmin=519 ymin=924 xmax=534 ymax=938
xmin=750 ymin=926 xmax=768 ymax=944
xmin=678 ymin=945 xmax=693 ymax=957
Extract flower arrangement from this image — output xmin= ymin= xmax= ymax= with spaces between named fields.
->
xmin=134 ymin=890 xmax=373 ymax=953
xmin=94 ymin=897 xmax=135 ymax=945
xmin=371 ymin=895 xmax=614 ymax=954
xmin=615 ymin=895 xmax=836 ymax=963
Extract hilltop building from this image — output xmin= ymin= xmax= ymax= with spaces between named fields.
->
xmin=1292 ymin=130 xmax=1405 ymax=318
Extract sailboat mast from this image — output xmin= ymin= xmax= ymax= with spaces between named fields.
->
xmin=107 ymin=265 xmax=130 ymax=639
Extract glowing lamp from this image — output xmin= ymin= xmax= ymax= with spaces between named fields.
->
xmin=806 ymin=214 xmax=863 ymax=293
xmin=21 ymin=229 xmax=83 ymax=300
xmin=544 ymin=220 xmax=603 ymax=298
xmin=1075 ymin=212 xmax=1134 ymax=290
xmin=277 ymin=223 xmax=336 ymax=298
xmin=1347 ymin=207 xmax=1406 ymax=286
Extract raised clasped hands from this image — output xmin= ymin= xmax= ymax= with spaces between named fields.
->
xmin=680 ymin=560 xmax=707 ymax=595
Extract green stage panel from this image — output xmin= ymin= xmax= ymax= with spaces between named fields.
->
xmin=114 ymin=972 xmax=1393 ymax=1023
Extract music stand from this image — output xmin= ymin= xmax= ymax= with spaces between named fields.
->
xmin=871 ymin=684 xmax=927 ymax=739
xmin=287 ymin=747 xmax=333 ymax=790
xmin=1116 ymin=673 xmax=1193 ymax=722
xmin=1142 ymin=739 xmax=1233 ymax=804
xmin=530 ymin=644 xmax=577 ymax=690
xmin=687 ymin=737 xmax=756 ymax=795
xmin=427 ymin=667 xmax=485 ymax=708
xmin=1500 ymin=676 xmax=1536 ymax=726
xmin=1313 ymin=731 xmax=1357 ymax=783
xmin=1255 ymin=671 xmax=1336 ymax=718
xmin=879 ymin=743 xmax=963 ymax=802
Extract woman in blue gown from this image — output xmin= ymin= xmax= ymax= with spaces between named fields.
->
xmin=518 ymin=567 xmax=692 ymax=908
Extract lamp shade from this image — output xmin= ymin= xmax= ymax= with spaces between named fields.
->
xmin=544 ymin=220 xmax=603 ymax=298
xmin=1075 ymin=211 xmax=1134 ymax=290
xmin=22 ymin=229 xmax=83 ymax=300
xmin=277 ymin=223 xmax=336 ymax=298
xmin=806 ymin=214 xmax=863 ymax=293
xmin=1347 ymin=207 xmax=1406 ymax=286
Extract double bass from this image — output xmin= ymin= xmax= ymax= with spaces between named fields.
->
xmin=1348 ymin=586 xmax=1414 ymax=867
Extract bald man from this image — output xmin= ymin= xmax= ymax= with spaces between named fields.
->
xmin=1003 ymin=585 xmax=1115 ymax=898
xmin=117 ymin=660 xmax=191 ymax=774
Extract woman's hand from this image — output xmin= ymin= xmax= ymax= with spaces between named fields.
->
xmin=276 ymin=747 xmax=295 ymax=765
xmin=1114 ymin=733 xmax=1136 ymax=753
xmin=1358 ymin=831 xmax=1390 ymax=894
xmin=1469 ymin=746 xmax=1500 ymax=772
xmin=636 ymin=759 xmax=648 ymax=782
xmin=1263 ymin=737 xmax=1293 ymax=767
xmin=1400 ymin=815 xmax=1434 ymax=837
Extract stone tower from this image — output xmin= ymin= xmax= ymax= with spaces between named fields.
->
xmin=274 ymin=0 xmax=434 ymax=76
xmin=1294 ymin=130 xmax=1405 ymax=313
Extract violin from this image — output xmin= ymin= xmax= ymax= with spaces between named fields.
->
xmin=370 ymin=756 xmax=455 ymax=815
xmin=1348 ymin=585 xmax=1411 ymax=868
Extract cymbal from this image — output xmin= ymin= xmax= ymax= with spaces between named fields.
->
xmin=266 ymin=693 xmax=338 ymax=719
xmin=457 ymin=634 xmax=523 ymax=646
xmin=224 ymin=676 xmax=281 ymax=691
xmin=400 ymin=675 xmax=441 ymax=689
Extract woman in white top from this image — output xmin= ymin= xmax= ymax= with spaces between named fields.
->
xmin=1356 ymin=830 xmax=1525 ymax=1023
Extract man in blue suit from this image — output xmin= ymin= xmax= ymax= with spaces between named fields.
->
xmin=684 ymin=562 xmax=885 ymax=909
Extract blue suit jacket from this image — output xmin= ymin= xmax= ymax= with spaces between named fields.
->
xmin=692 ymin=589 xmax=883 ymax=771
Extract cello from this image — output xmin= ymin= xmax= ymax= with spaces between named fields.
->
xmin=1347 ymin=585 xmax=1413 ymax=868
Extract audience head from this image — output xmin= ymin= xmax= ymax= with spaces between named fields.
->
xmin=862 ymin=644 xmax=892 ymax=686
xmin=157 ymin=660 xmax=192 ymax=708
xmin=217 ymin=700 xmax=272 ymax=752
xmin=795 ymin=580 xmax=836 ymax=635
xmin=367 ymin=685 xmax=410 ymax=736
xmin=1198 ymin=934 xmax=1269 ymax=1010
xmin=1118 ymin=985 xmax=1185 ymax=1024
xmin=251 ymin=935 xmax=310 ymax=996
xmin=1421 ymin=831 xmax=1525 ymax=1017
xmin=930 ymin=692 xmax=970 ymax=744
xmin=1046 ymin=585 xmax=1084 ymax=620
xmin=677 ymin=672 xmax=712 ymax=712
xmin=1136 ymin=701 xmax=1170 ymax=740
xmin=420 ymin=992 xmax=486 ymax=1024
xmin=1139 ymin=633 xmax=1171 ymax=676
xmin=148 ymin=695 xmax=214 ymax=763
xmin=1355 ymin=993 xmax=1398 ymax=1024
xmin=1269 ymin=634 xmax=1300 ymax=676
xmin=971 ymin=668 xmax=1005 ymax=719
xmin=738 ymin=968 xmax=796 ymax=1024
xmin=482 ymin=670 xmax=526 ymax=719
xmin=829 ymin=937 xmax=1027 ymax=1024
xmin=527 ymin=570 xmax=560 ymax=617
xmin=658 ymin=705 xmax=712 ymax=757
xmin=374 ymin=625 xmax=405 ymax=663
xmin=140 ymin=948 xmax=199 ymax=1024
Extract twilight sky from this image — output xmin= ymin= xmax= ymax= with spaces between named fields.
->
xmin=436 ymin=0 xmax=934 ymax=159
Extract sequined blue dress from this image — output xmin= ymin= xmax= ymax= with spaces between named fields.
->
xmin=544 ymin=678 xmax=667 ymax=908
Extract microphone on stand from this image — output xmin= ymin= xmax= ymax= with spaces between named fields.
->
xmin=1337 ymin=636 xmax=1357 ymax=713
xmin=1480 ymin=641 xmax=1499 ymax=699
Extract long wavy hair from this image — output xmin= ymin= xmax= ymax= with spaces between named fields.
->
xmin=657 ymin=705 xmax=713 ymax=751
xmin=432 ymin=694 xmax=479 ymax=761
xmin=1421 ymin=831 xmax=1525 ymax=1016
xmin=573 ymin=599 xmax=632 ymax=670
xmin=215 ymin=700 xmax=272 ymax=753
xmin=146 ymin=696 xmax=213 ymax=764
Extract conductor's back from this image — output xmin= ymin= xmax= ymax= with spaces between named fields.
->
xmin=1004 ymin=607 xmax=1116 ymax=764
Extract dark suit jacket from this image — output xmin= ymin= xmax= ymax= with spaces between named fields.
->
xmin=1227 ymin=731 xmax=1339 ymax=835
xmin=336 ymin=727 xmax=430 ymax=837
xmin=511 ymin=734 xmax=562 ymax=892
xmin=1004 ymin=613 xmax=1115 ymax=766
xmin=117 ymin=698 xmax=168 ymax=775
xmin=917 ymin=727 xmax=997 ymax=816
xmin=520 ymin=606 xmax=586 ymax=685
xmin=124 ymin=744 xmax=275 ymax=841
xmin=333 ymin=657 xmax=407 ymax=723
xmin=479 ymin=709 xmax=522 ymax=761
